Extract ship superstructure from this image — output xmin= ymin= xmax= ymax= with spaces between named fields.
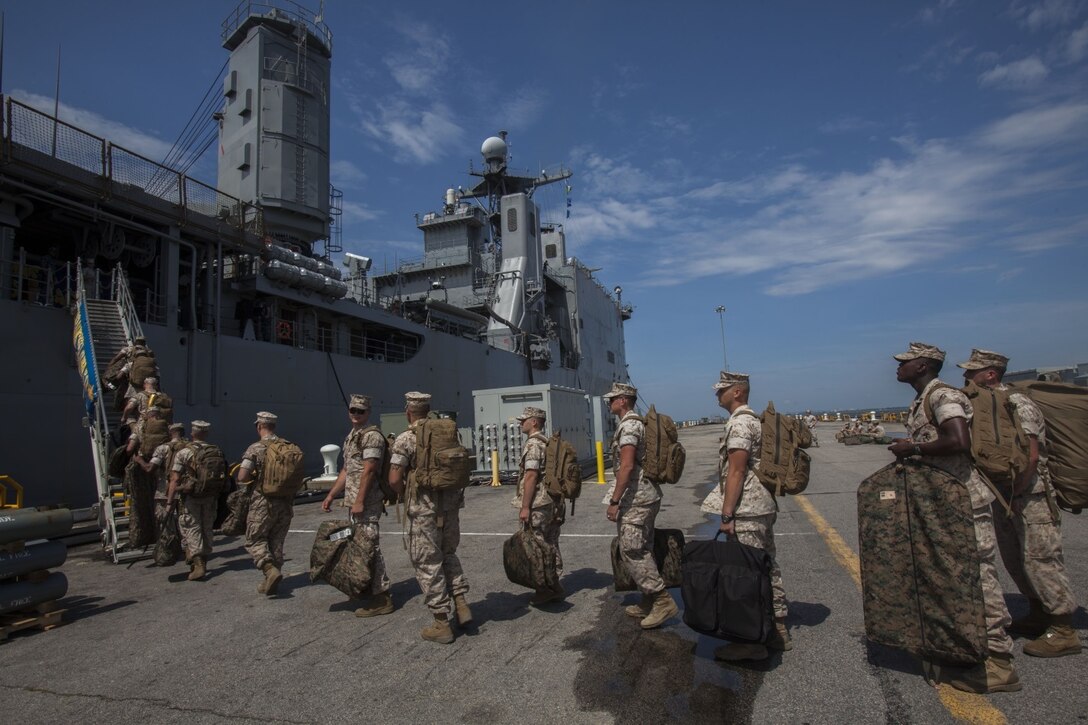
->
xmin=0 ymin=1 xmax=632 ymax=559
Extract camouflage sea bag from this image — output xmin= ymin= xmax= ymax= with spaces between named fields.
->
xmin=502 ymin=525 xmax=559 ymax=591
xmin=124 ymin=460 xmax=157 ymax=548
xmin=610 ymin=528 xmax=685 ymax=592
xmin=152 ymin=507 xmax=183 ymax=567
xmin=309 ymin=520 xmax=375 ymax=599
xmin=857 ymin=460 xmax=987 ymax=664
xmin=1010 ymin=380 xmax=1088 ymax=513
xmin=219 ymin=487 xmax=251 ymax=536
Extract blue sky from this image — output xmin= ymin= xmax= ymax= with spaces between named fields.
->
xmin=4 ymin=1 xmax=1087 ymax=418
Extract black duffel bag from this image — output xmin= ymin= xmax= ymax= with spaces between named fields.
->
xmin=681 ymin=533 xmax=773 ymax=643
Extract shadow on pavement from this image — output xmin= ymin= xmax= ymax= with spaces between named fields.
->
xmin=787 ymin=600 xmax=832 ymax=629
xmin=59 ymin=594 xmax=138 ymax=623
xmin=559 ymin=566 xmax=613 ymax=596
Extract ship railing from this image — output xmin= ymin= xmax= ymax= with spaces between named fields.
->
xmin=74 ymin=258 xmax=113 ymax=506
xmin=222 ymin=0 xmax=333 ymax=54
xmin=110 ymin=265 xmax=145 ymax=344
xmin=2 ymin=247 xmax=77 ymax=309
xmin=2 ymin=96 xmax=264 ymax=237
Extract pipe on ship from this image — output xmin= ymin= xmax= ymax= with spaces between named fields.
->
xmin=0 ymin=572 xmax=68 ymax=614
xmin=424 ymin=298 xmax=489 ymax=328
xmin=0 ymin=509 xmax=74 ymax=545
xmin=0 ymin=541 xmax=68 ymax=580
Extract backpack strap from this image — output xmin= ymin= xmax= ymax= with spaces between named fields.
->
xmin=921 ymin=382 xmax=958 ymax=426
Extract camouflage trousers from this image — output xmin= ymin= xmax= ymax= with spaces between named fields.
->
xmin=973 ymin=505 xmax=1014 ymax=656
xmin=179 ymin=495 xmax=216 ymax=562
xmin=353 ymin=503 xmax=390 ymax=596
xmin=735 ymin=513 xmax=788 ymax=619
xmin=993 ymin=491 xmax=1076 ymax=616
xmin=616 ymin=501 xmax=666 ymax=596
xmin=245 ymin=491 xmax=294 ymax=570
xmin=408 ymin=507 xmax=469 ymax=615
xmin=530 ymin=500 xmax=565 ymax=579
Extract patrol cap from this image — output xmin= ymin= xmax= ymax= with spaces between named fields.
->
xmin=144 ymin=376 xmax=158 ymax=385
xmin=404 ymin=391 xmax=432 ymax=406
xmin=349 ymin=393 xmax=371 ymax=411
xmin=191 ymin=420 xmax=211 ymax=431
xmin=602 ymin=382 xmax=638 ymax=401
xmin=956 ymin=348 xmax=1010 ymax=371
xmin=168 ymin=422 xmax=185 ymax=432
xmin=135 ymin=336 xmax=147 ymax=344
xmin=893 ymin=342 xmax=946 ymax=362
xmin=254 ymin=411 xmax=278 ymax=425
xmin=713 ymin=371 xmax=750 ymax=390
xmin=515 ymin=406 xmax=547 ymax=422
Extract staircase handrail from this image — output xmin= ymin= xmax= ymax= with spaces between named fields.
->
xmin=75 ymin=259 xmax=113 ymax=504
xmin=111 ymin=264 xmax=145 ymax=343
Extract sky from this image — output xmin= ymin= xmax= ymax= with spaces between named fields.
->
xmin=3 ymin=0 xmax=1087 ymax=419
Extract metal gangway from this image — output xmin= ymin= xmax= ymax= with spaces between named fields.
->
xmin=74 ymin=262 xmax=149 ymax=563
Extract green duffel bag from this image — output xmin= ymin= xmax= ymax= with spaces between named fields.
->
xmin=309 ymin=520 xmax=374 ymax=599
xmin=611 ymin=528 xmax=685 ymax=592
xmin=503 ymin=525 xmax=559 ymax=591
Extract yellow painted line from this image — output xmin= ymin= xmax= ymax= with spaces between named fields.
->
xmin=794 ymin=494 xmax=1007 ymax=725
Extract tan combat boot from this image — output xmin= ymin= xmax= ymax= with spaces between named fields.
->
xmin=714 ymin=642 xmax=770 ymax=662
xmin=453 ymin=594 xmax=473 ymax=626
xmin=260 ymin=563 xmax=283 ymax=596
xmin=530 ymin=587 xmax=562 ymax=607
xmin=945 ymin=654 xmax=1022 ymax=694
xmin=766 ymin=617 xmax=792 ymax=651
xmin=187 ymin=556 xmax=206 ymax=581
xmin=640 ymin=590 xmax=679 ymax=630
xmin=1023 ymin=615 xmax=1082 ymax=658
xmin=355 ymin=592 xmax=395 ymax=618
xmin=421 ymin=613 xmax=454 ymax=644
xmin=625 ymin=594 xmax=653 ymax=619
xmin=1008 ymin=598 xmax=1048 ymax=637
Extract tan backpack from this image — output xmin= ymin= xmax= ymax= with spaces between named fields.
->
xmin=739 ymin=401 xmax=811 ymax=497
xmin=139 ymin=419 xmax=170 ymax=459
xmin=637 ymin=405 xmax=687 ymax=484
xmin=539 ymin=432 xmax=582 ymax=511
xmin=358 ymin=425 xmax=397 ymax=505
xmin=181 ymin=441 xmax=228 ymax=497
xmin=961 ymin=382 xmax=1029 ymax=489
xmin=146 ymin=391 xmax=174 ymax=424
xmin=259 ymin=438 xmax=306 ymax=498
xmin=411 ymin=419 xmax=471 ymax=491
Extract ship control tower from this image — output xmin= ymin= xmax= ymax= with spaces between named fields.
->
xmin=217 ymin=1 xmax=336 ymax=253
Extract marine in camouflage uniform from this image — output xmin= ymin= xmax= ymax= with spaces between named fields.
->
xmin=237 ymin=411 xmax=293 ymax=596
xmin=705 ymin=371 xmax=791 ymax=661
xmin=890 ymin=342 xmax=1019 ymax=694
xmin=321 ymin=394 xmax=392 ymax=616
xmin=958 ymin=349 xmax=1079 ymax=658
xmin=136 ymin=422 xmax=187 ymax=530
xmin=167 ymin=421 xmax=221 ymax=581
xmin=603 ymin=382 xmax=678 ymax=630
xmin=389 ymin=392 xmax=469 ymax=644
xmin=512 ymin=406 xmax=565 ymax=605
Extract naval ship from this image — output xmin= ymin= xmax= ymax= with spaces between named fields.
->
xmin=0 ymin=1 xmax=632 ymax=558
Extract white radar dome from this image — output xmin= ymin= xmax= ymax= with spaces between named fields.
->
xmin=481 ymin=136 xmax=508 ymax=163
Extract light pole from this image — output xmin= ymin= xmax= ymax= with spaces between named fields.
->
xmin=715 ymin=305 xmax=728 ymax=371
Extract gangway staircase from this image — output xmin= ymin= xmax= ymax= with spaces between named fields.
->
xmin=75 ymin=263 xmax=149 ymax=563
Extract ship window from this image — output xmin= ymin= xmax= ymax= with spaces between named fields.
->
xmin=529 ymin=211 xmax=536 ymax=236
xmin=544 ymin=244 xmax=557 ymax=259
xmin=578 ymin=318 xmax=583 ymax=329
xmin=507 ymin=208 xmax=518 ymax=233
xmin=607 ymin=351 xmax=615 ymax=363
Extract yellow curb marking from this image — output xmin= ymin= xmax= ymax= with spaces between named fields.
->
xmin=794 ymin=494 xmax=1008 ymax=725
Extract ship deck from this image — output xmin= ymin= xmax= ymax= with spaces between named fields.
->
xmin=3 ymin=423 xmax=1086 ymax=723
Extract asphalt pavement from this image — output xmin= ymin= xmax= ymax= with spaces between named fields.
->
xmin=1 ymin=422 xmax=1085 ymax=724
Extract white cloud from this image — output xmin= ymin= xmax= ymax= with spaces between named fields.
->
xmin=919 ymin=0 xmax=960 ymax=23
xmin=497 ymin=88 xmax=547 ymax=130
xmin=330 ymin=159 xmax=367 ymax=188
xmin=1068 ymin=20 xmax=1088 ymax=60
xmin=11 ymin=90 xmax=173 ymax=160
xmin=571 ymin=101 xmax=1088 ymax=296
xmin=977 ymin=101 xmax=1088 ymax=149
xmin=978 ymin=56 xmax=1050 ymax=88
xmin=341 ymin=201 xmax=380 ymax=222
xmin=1010 ymin=0 xmax=1083 ymax=30
xmin=382 ymin=22 xmax=450 ymax=95
xmin=360 ymin=100 xmax=464 ymax=165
